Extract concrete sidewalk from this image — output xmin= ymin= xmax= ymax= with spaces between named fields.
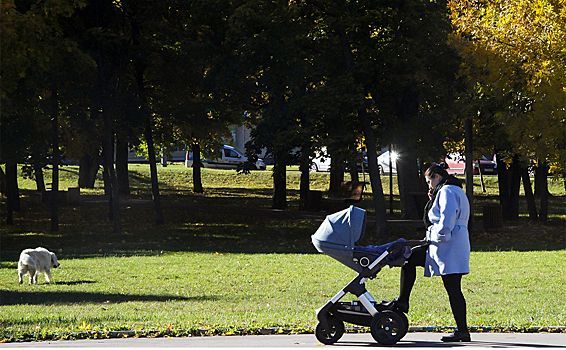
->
xmin=1 ymin=332 xmax=565 ymax=348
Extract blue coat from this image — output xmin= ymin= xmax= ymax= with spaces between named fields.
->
xmin=425 ymin=184 xmax=470 ymax=277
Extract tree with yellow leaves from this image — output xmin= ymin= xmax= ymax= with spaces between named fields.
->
xmin=449 ymin=0 xmax=566 ymax=220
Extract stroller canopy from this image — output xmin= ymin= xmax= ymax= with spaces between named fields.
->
xmin=312 ymin=206 xmax=366 ymax=252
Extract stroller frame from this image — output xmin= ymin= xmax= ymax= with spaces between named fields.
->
xmin=315 ymin=242 xmax=410 ymax=345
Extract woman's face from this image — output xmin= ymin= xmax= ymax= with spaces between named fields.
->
xmin=426 ymin=174 xmax=442 ymax=190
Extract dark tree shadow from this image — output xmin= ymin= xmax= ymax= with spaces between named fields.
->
xmin=0 ymin=290 xmax=216 ymax=306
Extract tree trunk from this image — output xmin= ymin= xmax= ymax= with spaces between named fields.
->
xmin=299 ymin=156 xmax=310 ymax=211
xmin=534 ymin=160 xmax=545 ymax=197
xmin=50 ymin=86 xmax=59 ymax=232
xmin=102 ymin=116 xmax=121 ymax=233
xmin=464 ymin=118 xmax=474 ymax=229
xmin=144 ymin=114 xmax=165 ymax=225
xmin=393 ymin=86 xmax=427 ymax=220
xmin=359 ymin=109 xmax=388 ymax=238
xmin=477 ymin=158 xmax=486 ymax=193
xmin=78 ymin=156 xmax=91 ymax=188
xmin=97 ymin=52 xmax=121 ymax=231
xmin=132 ymin=14 xmax=163 ymax=225
xmin=33 ymin=160 xmax=46 ymax=195
xmin=349 ymin=167 xmax=360 ymax=183
xmin=496 ymin=148 xmax=510 ymax=215
xmin=0 ymin=166 xmax=6 ymax=197
xmin=192 ymin=143 xmax=204 ymax=194
xmin=521 ymin=167 xmax=537 ymax=221
xmin=508 ymin=154 xmax=522 ymax=220
xmin=5 ymin=161 xmax=19 ymax=225
xmin=115 ymin=138 xmax=130 ymax=195
xmin=397 ymin=150 xmax=426 ymax=219
xmin=101 ymin=143 xmax=113 ymax=220
xmin=102 ymin=158 xmax=112 ymax=197
xmin=329 ymin=160 xmax=345 ymax=197
xmin=272 ymin=153 xmax=287 ymax=210
xmin=349 ymin=145 xmax=360 ymax=183
xmin=79 ymin=155 xmax=100 ymax=188
xmin=160 ymin=147 xmax=167 ymax=167
xmin=336 ymin=23 xmax=387 ymax=237
xmin=534 ymin=159 xmax=551 ymax=202
xmin=536 ymin=161 xmax=549 ymax=222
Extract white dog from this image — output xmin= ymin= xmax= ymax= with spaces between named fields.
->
xmin=18 ymin=247 xmax=60 ymax=284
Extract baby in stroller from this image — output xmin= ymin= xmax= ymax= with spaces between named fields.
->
xmin=311 ymin=206 xmax=426 ymax=345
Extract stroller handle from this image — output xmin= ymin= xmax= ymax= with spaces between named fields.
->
xmin=386 ymin=240 xmax=429 ymax=253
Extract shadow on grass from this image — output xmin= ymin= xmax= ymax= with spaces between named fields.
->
xmin=2 ymin=186 xmax=564 ymax=263
xmin=59 ymin=167 xmax=79 ymax=175
xmin=128 ymin=170 xmax=153 ymax=186
xmin=55 ymin=280 xmax=96 ymax=286
xmin=0 ymin=289 xmax=214 ymax=306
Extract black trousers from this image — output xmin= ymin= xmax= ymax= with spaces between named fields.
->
xmin=398 ymin=245 xmax=468 ymax=333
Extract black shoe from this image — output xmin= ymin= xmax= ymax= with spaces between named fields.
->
xmin=380 ymin=298 xmax=409 ymax=313
xmin=441 ymin=331 xmax=471 ymax=342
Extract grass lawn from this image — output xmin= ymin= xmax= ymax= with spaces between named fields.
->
xmin=1 ymin=164 xmax=565 ymax=341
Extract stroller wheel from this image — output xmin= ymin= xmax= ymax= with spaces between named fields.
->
xmin=395 ymin=311 xmax=409 ymax=339
xmin=315 ymin=315 xmax=345 ymax=345
xmin=370 ymin=310 xmax=406 ymax=345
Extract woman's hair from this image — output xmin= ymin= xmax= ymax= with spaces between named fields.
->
xmin=425 ymin=164 xmax=449 ymax=179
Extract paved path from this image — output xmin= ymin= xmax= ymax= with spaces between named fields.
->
xmin=2 ymin=332 xmax=565 ymax=348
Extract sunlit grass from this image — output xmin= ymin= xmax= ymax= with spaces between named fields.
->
xmin=1 ymin=250 xmax=564 ymax=341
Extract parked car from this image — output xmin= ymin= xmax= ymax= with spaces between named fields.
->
xmin=165 ymin=146 xmax=189 ymax=162
xmin=311 ymin=149 xmax=398 ymax=174
xmin=310 ymin=148 xmax=360 ymax=172
xmin=185 ymin=145 xmax=266 ymax=170
xmin=444 ymin=153 xmax=497 ymax=175
xmin=377 ymin=151 xmax=398 ymax=175
xmin=311 ymin=149 xmax=331 ymax=172
xmin=261 ymin=154 xmax=275 ymax=165
xmin=128 ymin=145 xmax=188 ymax=163
xmin=127 ymin=149 xmax=149 ymax=163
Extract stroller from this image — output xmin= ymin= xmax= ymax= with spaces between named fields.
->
xmin=311 ymin=205 xmax=425 ymax=345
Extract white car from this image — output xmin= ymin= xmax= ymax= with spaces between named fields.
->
xmin=185 ymin=145 xmax=266 ymax=170
xmin=377 ymin=151 xmax=398 ymax=175
xmin=310 ymin=148 xmax=331 ymax=172
xmin=311 ymin=156 xmax=331 ymax=172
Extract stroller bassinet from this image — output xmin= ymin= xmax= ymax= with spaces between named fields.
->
xmin=311 ymin=206 xmax=419 ymax=346
xmin=311 ymin=206 xmax=411 ymax=272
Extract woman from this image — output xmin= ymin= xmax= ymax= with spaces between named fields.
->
xmin=384 ymin=164 xmax=471 ymax=342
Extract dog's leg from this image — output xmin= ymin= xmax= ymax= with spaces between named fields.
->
xmin=45 ymin=270 xmax=52 ymax=283
xmin=30 ymin=268 xmax=37 ymax=284
xmin=18 ymin=264 xmax=27 ymax=284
